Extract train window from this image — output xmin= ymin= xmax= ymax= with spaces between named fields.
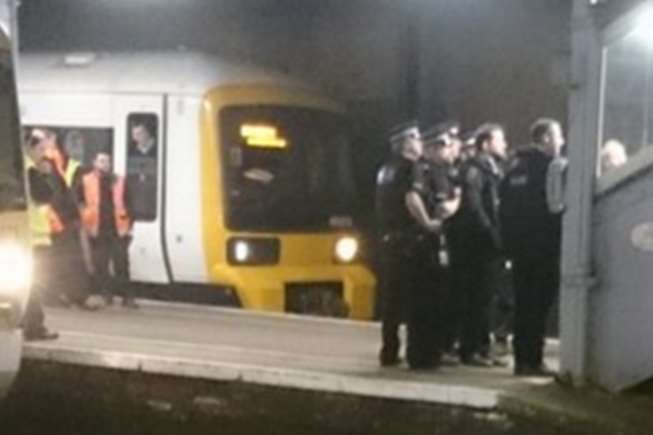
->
xmin=220 ymin=106 xmax=357 ymax=232
xmin=126 ymin=113 xmax=158 ymax=222
xmin=0 ymin=50 xmax=26 ymax=211
xmin=24 ymin=126 xmax=113 ymax=168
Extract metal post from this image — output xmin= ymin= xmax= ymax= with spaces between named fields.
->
xmin=559 ymin=0 xmax=602 ymax=386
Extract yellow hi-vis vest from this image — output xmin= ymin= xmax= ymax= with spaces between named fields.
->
xmin=61 ymin=159 xmax=81 ymax=188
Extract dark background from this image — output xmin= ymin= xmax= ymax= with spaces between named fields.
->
xmin=18 ymin=0 xmax=572 ymax=219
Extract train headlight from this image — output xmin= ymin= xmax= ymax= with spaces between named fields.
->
xmin=0 ymin=242 xmax=32 ymax=298
xmin=227 ymin=238 xmax=280 ymax=266
xmin=234 ymin=241 xmax=251 ymax=263
xmin=334 ymin=237 xmax=359 ymax=264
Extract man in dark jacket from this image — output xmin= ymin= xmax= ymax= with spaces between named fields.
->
xmin=414 ymin=128 xmax=461 ymax=364
xmin=500 ymin=118 xmax=565 ymax=377
xmin=449 ymin=123 xmax=507 ymax=366
xmin=375 ymin=121 xmax=441 ymax=368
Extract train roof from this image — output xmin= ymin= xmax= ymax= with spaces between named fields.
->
xmin=17 ymin=51 xmax=311 ymax=95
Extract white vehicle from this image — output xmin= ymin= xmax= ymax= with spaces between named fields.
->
xmin=0 ymin=7 xmax=32 ymax=399
xmin=18 ymin=51 xmax=376 ymax=319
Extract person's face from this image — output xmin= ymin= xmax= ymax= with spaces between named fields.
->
xmin=487 ymin=129 xmax=508 ymax=159
xmin=449 ymin=138 xmax=462 ymax=161
xmin=65 ymin=132 xmax=85 ymax=159
xmin=408 ymin=135 xmax=423 ymax=159
xmin=131 ymin=125 xmax=151 ymax=146
xmin=425 ymin=141 xmax=453 ymax=164
xmin=602 ymin=146 xmax=627 ymax=172
xmin=436 ymin=144 xmax=453 ymax=163
xmin=423 ymin=145 xmax=439 ymax=162
xmin=43 ymin=134 xmax=58 ymax=158
xmin=31 ymin=129 xmax=57 ymax=159
xmin=401 ymin=130 xmax=423 ymax=160
xmin=31 ymin=141 xmax=47 ymax=162
xmin=28 ymin=131 xmax=47 ymax=161
xmin=94 ymin=153 xmax=112 ymax=173
xmin=545 ymin=123 xmax=565 ymax=157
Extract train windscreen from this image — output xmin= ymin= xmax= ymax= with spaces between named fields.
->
xmin=0 ymin=44 xmax=26 ymax=211
xmin=220 ymin=106 xmax=357 ymax=231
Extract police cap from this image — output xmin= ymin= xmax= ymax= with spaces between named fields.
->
xmin=422 ymin=124 xmax=450 ymax=148
xmin=431 ymin=120 xmax=461 ymax=138
xmin=460 ymin=130 xmax=478 ymax=148
xmin=388 ymin=120 xmax=420 ymax=146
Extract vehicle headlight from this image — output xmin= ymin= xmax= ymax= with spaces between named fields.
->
xmin=234 ymin=241 xmax=250 ymax=263
xmin=0 ymin=242 xmax=32 ymax=298
xmin=334 ymin=237 xmax=359 ymax=263
xmin=227 ymin=238 xmax=280 ymax=265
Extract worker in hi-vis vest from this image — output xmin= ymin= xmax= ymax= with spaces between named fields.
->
xmin=77 ymin=150 xmax=136 ymax=308
xmin=22 ymin=135 xmax=59 ymax=340
xmin=29 ymin=127 xmax=98 ymax=310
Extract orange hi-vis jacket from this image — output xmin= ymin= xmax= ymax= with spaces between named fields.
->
xmin=80 ymin=171 xmax=131 ymax=238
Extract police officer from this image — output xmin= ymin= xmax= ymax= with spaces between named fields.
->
xmin=414 ymin=127 xmax=461 ymax=364
xmin=500 ymin=118 xmax=565 ymax=377
xmin=375 ymin=121 xmax=441 ymax=368
xmin=450 ymin=123 xmax=507 ymax=367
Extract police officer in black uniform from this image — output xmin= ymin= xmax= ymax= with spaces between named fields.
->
xmin=450 ymin=123 xmax=507 ymax=366
xmin=439 ymin=129 xmax=467 ymax=360
xmin=414 ymin=127 xmax=462 ymax=364
xmin=500 ymin=118 xmax=565 ymax=377
xmin=375 ymin=121 xmax=441 ymax=368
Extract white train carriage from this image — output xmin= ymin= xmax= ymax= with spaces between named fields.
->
xmin=18 ymin=51 xmax=376 ymax=319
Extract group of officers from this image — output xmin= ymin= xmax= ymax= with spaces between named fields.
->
xmin=22 ymin=127 xmax=136 ymax=341
xmin=375 ymin=117 xmax=566 ymax=376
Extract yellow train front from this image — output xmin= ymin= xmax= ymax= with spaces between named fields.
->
xmin=201 ymin=86 xmax=376 ymax=319
xmin=19 ymin=52 xmax=376 ymax=319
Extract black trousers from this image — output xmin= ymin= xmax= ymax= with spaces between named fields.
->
xmin=22 ymin=246 xmax=51 ymax=333
xmin=441 ymin=261 xmax=461 ymax=353
xmin=51 ymin=228 xmax=90 ymax=305
xmin=406 ymin=251 xmax=443 ymax=368
xmin=90 ymin=234 xmax=131 ymax=298
xmin=456 ymin=254 xmax=500 ymax=359
xmin=378 ymin=241 xmax=410 ymax=362
xmin=378 ymin=237 xmax=441 ymax=368
xmin=492 ymin=264 xmax=514 ymax=343
xmin=512 ymin=254 xmax=559 ymax=368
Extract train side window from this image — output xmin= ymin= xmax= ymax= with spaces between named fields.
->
xmin=126 ymin=113 xmax=158 ymax=221
xmin=24 ymin=125 xmax=113 ymax=167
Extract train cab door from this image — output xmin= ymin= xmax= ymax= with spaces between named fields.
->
xmin=112 ymin=95 xmax=171 ymax=284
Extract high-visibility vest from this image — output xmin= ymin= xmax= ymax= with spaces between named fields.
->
xmin=48 ymin=159 xmax=80 ymax=234
xmin=80 ymin=171 xmax=131 ymax=237
xmin=25 ymin=157 xmax=81 ymax=239
xmin=62 ymin=158 xmax=80 ymax=188
xmin=47 ymin=147 xmax=80 ymax=188
xmin=24 ymin=157 xmax=53 ymax=246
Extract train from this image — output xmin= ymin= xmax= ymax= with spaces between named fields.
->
xmin=18 ymin=51 xmax=376 ymax=319
xmin=0 ymin=19 xmax=31 ymax=399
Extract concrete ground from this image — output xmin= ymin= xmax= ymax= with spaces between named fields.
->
xmin=20 ymin=301 xmax=653 ymax=434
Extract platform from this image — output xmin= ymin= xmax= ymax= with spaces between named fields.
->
xmin=19 ymin=301 xmax=653 ymax=435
